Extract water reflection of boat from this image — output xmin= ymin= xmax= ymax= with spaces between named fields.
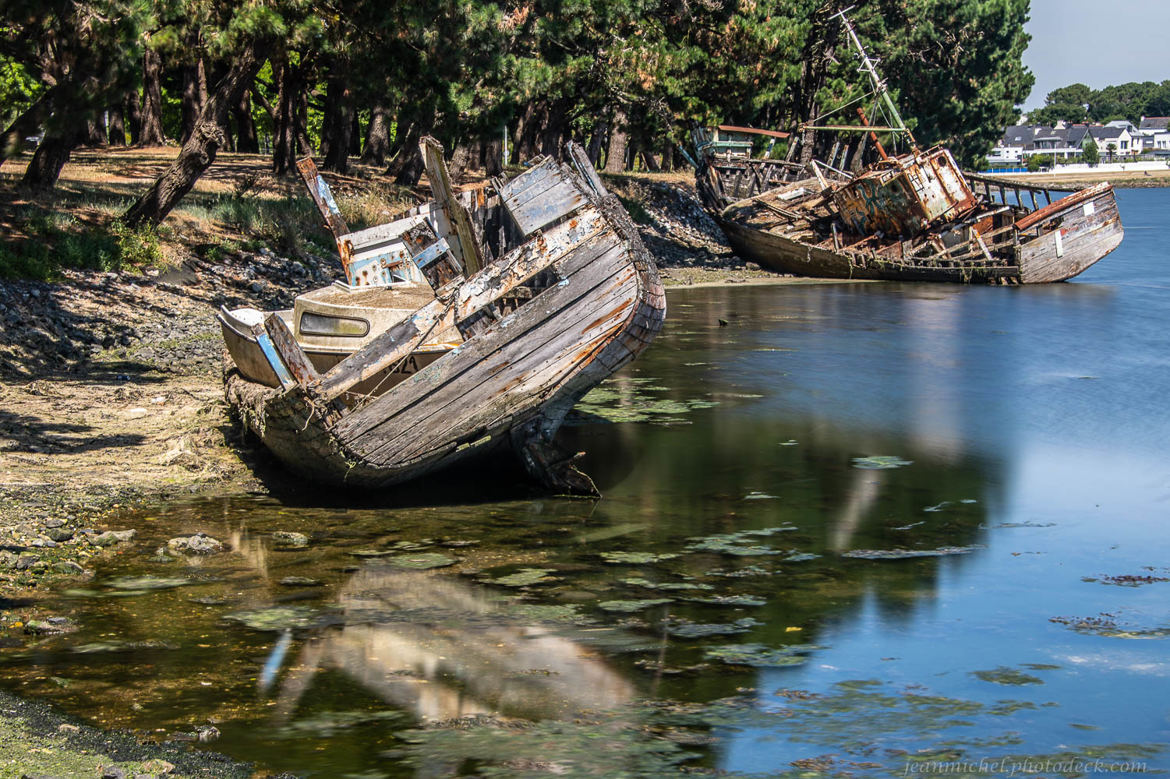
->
xmin=220 ymin=140 xmax=665 ymax=495
xmin=694 ymin=12 xmax=1123 ymax=285
xmin=269 ymin=568 xmax=634 ymax=723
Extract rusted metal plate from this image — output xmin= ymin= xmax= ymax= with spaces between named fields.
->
xmin=832 ymin=147 xmax=977 ymax=237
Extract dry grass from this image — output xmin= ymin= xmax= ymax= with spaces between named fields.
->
xmin=0 ymin=147 xmax=419 ymax=279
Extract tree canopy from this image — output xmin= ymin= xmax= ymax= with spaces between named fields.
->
xmin=2 ymin=0 xmax=1037 ymax=215
xmin=1029 ymin=80 xmax=1170 ymax=126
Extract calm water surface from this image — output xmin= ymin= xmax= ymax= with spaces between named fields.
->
xmin=3 ymin=188 xmax=1168 ymax=777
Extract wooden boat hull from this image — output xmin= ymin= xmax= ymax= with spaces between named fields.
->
xmin=707 ymin=164 xmax=1123 ymax=284
xmin=226 ymin=196 xmax=665 ymax=494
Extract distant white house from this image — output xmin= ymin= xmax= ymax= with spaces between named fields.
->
xmin=1137 ymin=117 xmax=1170 ymax=155
xmin=1088 ymin=125 xmax=1139 ymax=157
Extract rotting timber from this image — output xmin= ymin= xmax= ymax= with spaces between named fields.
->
xmin=694 ymin=13 xmax=1123 ymax=285
xmin=218 ymin=139 xmax=665 ymax=495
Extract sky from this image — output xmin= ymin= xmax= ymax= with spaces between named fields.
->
xmin=1022 ymin=0 xmax=1170 ymax=109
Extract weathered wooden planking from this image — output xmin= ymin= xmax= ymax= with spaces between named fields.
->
xmin=356 ymin=259 xmax=637 ymax=465
xmin=505 ymin=179 xmax=589 ymax=236
xmin=264 ymin=312 xmax=320 ymax=387
xmin=1018 ymin=188 xmax=1123 ymax=283
xmin=373 ymin=270 xmax=639 ymax=468
xmin=223 ymin=174 xmax=665 ymax=493
xmin=313 ymin=206 xmax=608 ymax=401
xmin=421 ymin=136 xmax=484 ymax=275
xmin=567 ymin=143 xmax=609 ymax=197
xmin=296 ymin=157 xmax=349 ymax=239
xmin=336 ymin=232 xmax=628 ymax=445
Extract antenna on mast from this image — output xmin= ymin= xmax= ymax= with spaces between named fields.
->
xmin=829 ymin=6 xmax=917 ymax=148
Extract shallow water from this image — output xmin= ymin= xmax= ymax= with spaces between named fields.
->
xmin=3 ymin=188 xmax=1169 ymax=777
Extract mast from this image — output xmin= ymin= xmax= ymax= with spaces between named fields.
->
xmin=830 ymin=7 xmax=916 ymax=148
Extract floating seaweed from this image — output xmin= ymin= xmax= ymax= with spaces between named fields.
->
xmin=683 ymin=594 xmax=766 ymax=606
xmin=486 ymin=568 xmax=559 ymax=587
xmin=842 ymin=546 xmax=983 ymax=560
xmin=386 ymin=552 xmax=457 ymax=570
xmin=663 ymin=617 xmax=761 ymax=638
xmin=685 ymin=526 xmax=797 ymax=556
xmin=597 ymin=599 xmax=674 ymax=613
xmin=851 ymin=455 xmax=914 ymax=470
xmin=599 ymin=551 xmax=679 ymax=564
xmin=621 ymin=577 xmax=715 ymax=591
xmin=223 ymin=606 xmax=326 ymax=632
xmin=972 ymin=666 xmax=1046 ymax=686
xmin=704 ymin=642 xmax=820 ymax=667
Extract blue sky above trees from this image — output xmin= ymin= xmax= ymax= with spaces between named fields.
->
xmin=1023 ymin=0 xmax=1170 ymax=109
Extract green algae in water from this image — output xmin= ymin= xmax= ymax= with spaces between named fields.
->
xmin=704 ymin=642 xmax=820 ymax=667
xmin=972 ymin=667 xmax=1046 ymax=686
xmin=572 ymin=378 xmax=720 ymax=424
xmin=684 ymin=594 xmax=766 ymax=606
xmin=842 ymin=545 xmax=984 ymax=559
xmin=852 ymin=455 xmax=914 ymax=470
xmin=505 ymin=603 xmax=590 ymax=624
xmin=597 ymin=598 xmax=673 ymax=613
xmin=664 ymin=617 xmax=761 ymax=638
xmin=684 ymin=527 xmax=796 ymax=556
xmin=107 ymin=576 xmax=195 ymax=591
xmin=621 ymin=577 xmax=714 ymax=591
xmin=487 ymin=568 xmax=558 ymax=587
xmin=223 ymin=606 xmax=323 ymax=632
xmin=599 ymin=551 xmax=679 ymax=564
xmin=386 ymin=552 xmax=457 ymax=570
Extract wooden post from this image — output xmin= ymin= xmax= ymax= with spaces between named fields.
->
xmin=421 ymin=136 xmax=484 ymax=276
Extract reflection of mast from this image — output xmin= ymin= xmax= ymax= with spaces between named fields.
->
xmin=830 ymin=468 xmax=885 ymax=552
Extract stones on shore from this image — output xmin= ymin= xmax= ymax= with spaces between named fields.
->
xmin=165 ymin=533 xmax=224 ymax=556
xmin=271 ymin=531 xmax=309 ymax=548
xmin=92 ymin=529 xmax=136 ymax=547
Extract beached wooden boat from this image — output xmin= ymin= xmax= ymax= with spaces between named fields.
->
xmin=219 ymin=140 xmax=665 ymax=494
xmin=699 ymin=152 xmax=1123 ymax=284
xmin=693 ymin=13 xmax=1123 ymax=285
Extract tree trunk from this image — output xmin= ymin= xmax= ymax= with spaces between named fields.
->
xmin=108 ymin=104 xmax=126 ymax=146
xmin=180 ymin=57 xmax=208 ymax=145
xmin=320 ymin=75 xmax=352 ymax=173
xmin=82 ymin=116 xmax=108 ymax=147
xmin=139 ymin=48 xmax=166 ymax=146
xmin=272 ymin=54 xmax=307 ymax=175
xmin=661 ymin=135 xmax=674 ymax=172
xmin=360 ymin=105 xmax=392 ymax=165
xmin=603 ymin=107 xmax=629 ymax=173
xmin=0 ymin=87 xmax=57 ymax=164
xmin=122 ymin=43 xmax=265 ymax=228
xmin=232 ymin=89 xmax=259 ymax=153
xmin=349 ymin=111 xmax=362 ymax=156
xmin=587 ymin=119 xmax=606 ymax=166
xmin=124 ymin=89 xmax=142 ymax=145
xmin=482 ymin=135 xmax=503 ymax=177
xmin=21 ymin=130 xmax=81 ymax=191
xmin=387 ymin=119 xmax=425 ymax=185
xmin=539 ymin=102 xmax=565 ymax=158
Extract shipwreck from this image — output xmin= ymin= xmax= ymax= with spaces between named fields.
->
xmin=694 ymin=12 xmax=1123 ymax=285
xmin=218 ymin=139 xmax=665 ymax=495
